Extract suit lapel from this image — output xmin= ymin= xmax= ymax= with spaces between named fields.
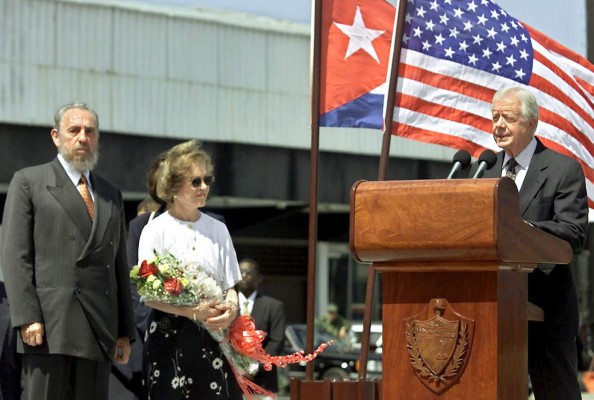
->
xmin=482 ymin=141 xmax=548 ymax=216
xmin=250 ymin=294 xmax=264 ymax=328
xmin=47 ymin=159 xmax=93 ymax=239
xmin=518 ymin=141 xmax=548 ymax=216
xmin=46 ymin=159 xmax=113 ymax=261
xmin=78 ymin=173 xmax=112 ymax=261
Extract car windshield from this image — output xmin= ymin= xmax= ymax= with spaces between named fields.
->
xmin=349 ymin=324 xmax=382 ymax=350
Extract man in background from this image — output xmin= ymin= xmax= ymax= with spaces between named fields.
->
xmin=316 ymin=303 xmax=351 ymax=342
xmin=237 ymin=258 xmax=286 ymax=399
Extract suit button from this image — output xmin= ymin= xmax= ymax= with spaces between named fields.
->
xmin=75 ymin=286 xmax=81 ymax=294
xmin=105 ymin=291 xmax=110 ymax=296
xmin=106 ymin=264 xmax=110 ymax=269
xmin=69 ymin=235 xmax=76 ymax=241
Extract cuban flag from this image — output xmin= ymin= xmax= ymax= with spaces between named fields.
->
xmin=319 ymin=0 xmax=396 ymax=128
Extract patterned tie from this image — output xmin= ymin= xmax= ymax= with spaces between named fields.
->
xmin=78 ymin=175 xmax=94 ymax=220
xmin=242 ymin=300 xmax=250 ymax=316
xmin=506 ymin=158 xmax=518 ymax=181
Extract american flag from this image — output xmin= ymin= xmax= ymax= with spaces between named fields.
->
xmin=392 ymin=0 xmax=594 ymax=207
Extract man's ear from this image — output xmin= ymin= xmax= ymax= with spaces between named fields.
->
xmin=50 ymin=129 xmax=60 ymax=146
xmin=529 ymin=117 xmax=538 ymax=134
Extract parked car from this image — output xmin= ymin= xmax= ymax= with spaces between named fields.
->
xmin=348 ymin=322 xmax=383 ymax=353
xmin=281 ymin=324 xmax=382 ymax=382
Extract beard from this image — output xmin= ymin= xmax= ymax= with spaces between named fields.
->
xmin=58 ymin=142 xmax=100 ymax=173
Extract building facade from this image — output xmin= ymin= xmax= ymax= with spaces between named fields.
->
xmin=1 ymin=0 xmax=592 ymax=343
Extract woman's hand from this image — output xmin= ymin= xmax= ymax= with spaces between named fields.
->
xmin=203 ymin=301 xmax=238 ymax=330
xmin=144 ymin=300 xmax=223 ymax=322
xmin=188 ymin=300 xmax=224 ymax=322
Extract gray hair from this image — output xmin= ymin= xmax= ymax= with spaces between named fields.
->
xmin=54 ymin=102 xmax=100 ymax=132
xmin=492 ymin=86 xmax=539 ymax=122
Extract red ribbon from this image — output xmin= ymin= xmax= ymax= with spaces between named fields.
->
xmin=228 ymin=315 xmax=333 ymax=371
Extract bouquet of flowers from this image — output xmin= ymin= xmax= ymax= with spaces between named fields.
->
xmin=131 ymin=250 xmax=332 ymax=399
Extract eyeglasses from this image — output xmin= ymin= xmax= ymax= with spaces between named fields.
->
xmin=190 ymin=175 xmax=215 ymax=187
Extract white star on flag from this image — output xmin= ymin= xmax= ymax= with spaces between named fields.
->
xmin=334 ymin=6 xmax=385 ymax=63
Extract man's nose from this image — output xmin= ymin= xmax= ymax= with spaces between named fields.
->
xmin=494 ymin=116 xmax=505 ymax=128
xmin=78 ymin=129 xmax=89 ymax=142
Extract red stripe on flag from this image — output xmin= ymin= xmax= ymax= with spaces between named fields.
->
xmin=399 ymin=63 xmax=496 ymax=104
xmin=528 ymin=25 xmax=594 ymax=75
xmin=396 ymin=92 xmax=492 ymax=133
xmin=532 ymin=51 xmax=594 ymax=120
xmin=576 ymin=77 xmax=594 ymax=98
xmin=392 ymin=123 xmax=483 ymax=155
xmin=537 ymin=105 xmax=594 ymax=159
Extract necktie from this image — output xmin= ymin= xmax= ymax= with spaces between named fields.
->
xmin=506 ymin=158 xmax=518 ymax=181
xmin=242 ymin=300 xmax=250 ymax=316
xmin=78 ymin=175 xmax=94 ymax=220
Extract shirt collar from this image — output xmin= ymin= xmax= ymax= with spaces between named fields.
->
xmin=57 ymin=153 xmax=92 ymax=191
xmin=238 ymin=291 xmax=258 ymax=303
xmin=503 ymin=137 xmax=537 ymax=170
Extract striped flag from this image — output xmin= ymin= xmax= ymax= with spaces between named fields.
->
xmin=392 ymin=0 xmax=594 ymax=207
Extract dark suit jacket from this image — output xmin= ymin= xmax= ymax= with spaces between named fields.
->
xmin=0 ymin=158 xmax=136 ymax=361
xmin=482 ymin=139 xmax=588 ymax=339
xmin=250 ymin=293 xmax=286 ymax=392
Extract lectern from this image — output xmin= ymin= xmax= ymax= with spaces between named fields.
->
xmin=350 ymin=178 xmax=572 ymax=400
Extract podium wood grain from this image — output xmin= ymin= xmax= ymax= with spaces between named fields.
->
xmin=350 ymin=178 xmax=572 ymax=400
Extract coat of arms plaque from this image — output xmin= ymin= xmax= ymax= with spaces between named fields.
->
xmin=404 ymin=298 xmax=475 ymax=394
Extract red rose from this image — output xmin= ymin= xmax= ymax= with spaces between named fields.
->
xmin=164 ymin=278 xmax=183 ymax=296
xmin=138 ymin=260 xmax=159 ymax=278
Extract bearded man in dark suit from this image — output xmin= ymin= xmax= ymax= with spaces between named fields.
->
xmin=481 ymin=86 xmax=588 ymax=400
xmin=237 ymin=258 xmax=286 ymax=398
xmin=0 ymin=102 xmax=136 ymax=400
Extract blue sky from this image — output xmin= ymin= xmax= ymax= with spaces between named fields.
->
xmin=127 ymin=0 xmax=587 ymax=55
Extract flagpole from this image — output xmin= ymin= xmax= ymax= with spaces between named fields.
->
xmin=378 ymin=0 xmax=408 ymax=180
xmin=358 ymin=0 xmax=409 ymax=380
xmin=305 ymin=0 xmax=323 ymax=382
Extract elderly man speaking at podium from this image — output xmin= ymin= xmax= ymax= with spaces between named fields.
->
xmin=481 ymin=86 xmax=588 ymax=399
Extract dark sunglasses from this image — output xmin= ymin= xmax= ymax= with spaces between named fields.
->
xmin=190 ymin=175 xmax=215 ymax=187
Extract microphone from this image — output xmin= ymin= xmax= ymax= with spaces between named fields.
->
xmin=446 ymin=149 xmax=472 ymax=179
xmin=471 ymin=149 xmax=497 ymax=178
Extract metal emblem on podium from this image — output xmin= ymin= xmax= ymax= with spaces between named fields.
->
xmin=405 ymin=298 xmax=474 ymax=394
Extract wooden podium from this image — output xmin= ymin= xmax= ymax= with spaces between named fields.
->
xmin=349 ymin=178 xmax=572 ymax=400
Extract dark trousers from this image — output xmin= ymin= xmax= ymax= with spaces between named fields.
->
xmin=22 ymin=353 xmax=111 ymax=400
xmin=528 ymin=322 xmax=581 ymax=400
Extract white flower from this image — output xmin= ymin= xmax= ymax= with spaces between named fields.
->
xmin=210 ymin=382 xmax=218 ymax=390
xmin=212 ymin=357 xmax=223 ymax=370
xmin=149 ymin=321 xmax=157 ymax=334
xmin=179 ymin=376 xmax=186 ymax=387
xmin=171 ymin=376 xmax=179 ymax=389
xmin=154 ymin=370 xmax=160 ymax=378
